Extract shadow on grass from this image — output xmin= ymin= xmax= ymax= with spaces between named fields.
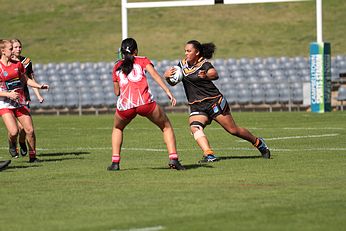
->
xmin=38 ymin=151 xmax=90 ymax=157
xmin=6 ymin=165 xmax=41 ymax=170
xmin=40 ymin=157 xmax=85 ymax=162
xmin=219 ymin=155 xmax=263 ymax=160
xmin=152 ymin=163 xmax=214 ymax=170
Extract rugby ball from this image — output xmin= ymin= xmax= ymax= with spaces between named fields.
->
xmin=169 ymin=66 xmax=183 ymax=84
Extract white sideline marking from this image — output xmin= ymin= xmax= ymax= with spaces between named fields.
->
xmin=111 ymin=225 xmax=165 ymax=231
xmin=237 ymin=133 xmax=339 ymax=142
xmin=261 ymin=133 xmax=339 ymax=141
xmin=282 ymin=127 xmax=344 ymax=130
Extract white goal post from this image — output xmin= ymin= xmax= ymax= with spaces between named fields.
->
xmin=121 ymin=0 xmax=323 ymax=43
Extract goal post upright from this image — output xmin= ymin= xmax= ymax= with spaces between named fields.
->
xmin=121 ymin=0 xmax=331 ymax=112
xmin=310 ymin=0 xmax=331 ymax=113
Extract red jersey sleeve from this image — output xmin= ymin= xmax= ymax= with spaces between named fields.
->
xmin=112 ymin=61 xmax=122 ymax=82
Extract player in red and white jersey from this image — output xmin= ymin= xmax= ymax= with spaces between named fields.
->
xmin=0 ymin=39 xmax=49 ymax=162
xmin=113 ymin=54 xmax=154 ymax=111
xmin=11 ymin=39 xmax=45 ymax=157
xmin=107 ymin=38 xmax=184 ymax=171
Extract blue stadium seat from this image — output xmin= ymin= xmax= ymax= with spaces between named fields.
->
xmin=292 ymin=88 xmax=303 ymax=104
xmin=265 ymin=88 xmax=279 ymax=105
xmin=236 ymin=88 xmax=251 ymax=105
xmin=251 ymin=88 xmax=265 ymax=104
xmin=279 ymin=88 xmax=291 ymax=104
xmin=337 ymin=86 xmax=346 ymax=101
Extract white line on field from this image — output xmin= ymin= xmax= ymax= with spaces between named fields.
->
xmin=259 ymin=133 xmax=339 ymax=141
xmin=110 ymin=225 xmax=165 ymax=231
xmin=236 ymin=133 xmax=339 ymax=142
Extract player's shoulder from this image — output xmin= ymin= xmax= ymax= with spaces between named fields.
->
xmin=135 ymin=56 xmax=150 ymax=62
xmin=113 ymin=59 xmax=123 ymax=69
xmin=134 ymin=56 xmax=152 ymax=67
xmin=20 ymin=56 xmax=32 ymax=66
xmin=19 ymin=56 xmax=32 ymax=68
xmin=11 ymin=59 xmax=24 ymax=68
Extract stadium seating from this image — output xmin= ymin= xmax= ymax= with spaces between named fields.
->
xmin=29 ymin=55 xmax=346 ymax=114
xmin=337 ymin=86 xmax=346 ymax=111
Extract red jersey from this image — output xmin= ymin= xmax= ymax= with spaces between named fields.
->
xmin=0 ymin=61 xmax=26 ymax=109
xmin=112 ymin=56 xmax=154 ymax=111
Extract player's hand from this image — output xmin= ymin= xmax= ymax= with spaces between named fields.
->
xmin=166 ymin=91 xmax=176 ymax=106
xmin=164 ymin=67 xmax=175 ymax=79
xmin=8 ymin=90 xmax=20 ymax=101
xmin=198 ymin=70 xmax=207 ymax=79
xmin=40 ymin=84 xmax=49 ymax=90
xmin=38 ymin=96 xmax=44 ymax=103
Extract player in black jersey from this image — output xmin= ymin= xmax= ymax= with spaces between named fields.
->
xmin=10 ymin=39 xmax=44 ymax=157
xmin=164 ymin=40 xmax=270 ymax=162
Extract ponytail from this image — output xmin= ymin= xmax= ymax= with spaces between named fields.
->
xmin=119 ymin=38 xmax=138 ymax=75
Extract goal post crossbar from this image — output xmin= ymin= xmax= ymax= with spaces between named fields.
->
xmin=125 ymin=0 xmax=310 ymax=9
xmin=121 ymin=0 xmax=322 ymax=43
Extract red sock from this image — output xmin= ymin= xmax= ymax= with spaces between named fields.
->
xmin=169 ymin=153 xmax=178 ymax=160
xmin=112 ymin=155 xmax=120 ymax=163
xmin=29 ymin=150 xmax=36 ymax=159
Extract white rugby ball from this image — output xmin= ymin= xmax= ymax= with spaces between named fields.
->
xmin=169 ymin=66 xmax=183 ymax=84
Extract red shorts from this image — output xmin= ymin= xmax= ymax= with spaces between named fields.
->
xmin=0 ymin=106 xmax=30 ymax=117
xmin=116 ymin=102 xmax=157 ymax=120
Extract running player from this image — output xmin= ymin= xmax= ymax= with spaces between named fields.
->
xmin=164 ymin=40 xmax=271 ymax=162
xmin=11 ymin=39 xmax=44 ymax=157
xmin=107 ymin=38 xmax=185 ymax=171
xmin=0 ymin=39 xmax=49 ymax=162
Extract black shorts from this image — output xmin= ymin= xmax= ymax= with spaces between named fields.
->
xmin=189 ymin=95 xmax=230 ymax=120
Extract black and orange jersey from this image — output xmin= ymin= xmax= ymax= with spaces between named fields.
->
xmin=178 ymin=58 xmax=221 ymax=104
xmin=19 ymin=56 xmax=34 ymax=101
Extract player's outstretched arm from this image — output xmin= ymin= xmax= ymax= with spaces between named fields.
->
xmin=146 ymin=64 xmax=176 ymax=106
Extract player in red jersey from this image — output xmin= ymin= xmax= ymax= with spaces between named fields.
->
xmin=107 ymin=38 xmax=184 ymax=171
xmin=11 ymin=39 xmax=45 ymax=157
xmin=0 ymin=39 xmax=49 ymax=162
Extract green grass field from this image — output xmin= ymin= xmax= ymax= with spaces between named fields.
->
xmin=0 ymin=112 xmax=345 ymax=231
xmin=0 ymin=0 xmax=345 ymax=63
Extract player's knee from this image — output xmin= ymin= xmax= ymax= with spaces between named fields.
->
xmin=25 ymin=127 xmax=34 ymax=136
xmin=8 ymin=129 xmax=19 ymax=138
xmin=190 ymin=121 xmax=206 ymax=141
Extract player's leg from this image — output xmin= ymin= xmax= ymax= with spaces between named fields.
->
xmin=108 ymin=110 xmax=133 ymax=171
xmin=1 ymin=111 xmax=19 ymax=158
xmin=145 ymin=103 xmax=185 ymax=170
xmin=215 ymin=113 xmax=270 ymax=159
xmin=189 ymin=114 xmax=218 ymax=162
xmin=16 ymin=113 xmax=39 ymax=162
xmin=17 ymin=121 xmax=28 ymax=156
